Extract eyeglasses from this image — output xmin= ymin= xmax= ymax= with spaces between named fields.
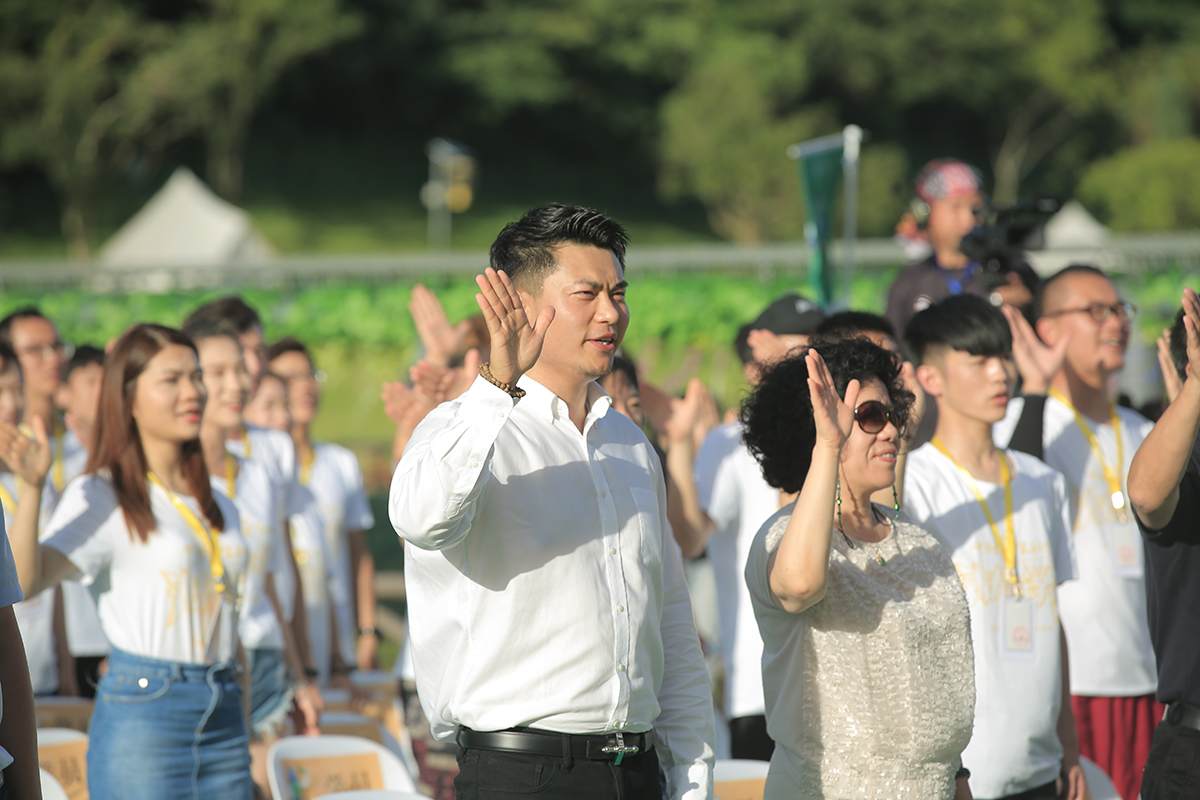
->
xmin=854 ymin=400 xmax=905 ymax=436
xmin=16 ymin=341 xmax=71 ymax=362
xmin=278 ymin=369 xmax=327 ymax=386
xmin=1044 ymin=301 xmax=1136 ymax=324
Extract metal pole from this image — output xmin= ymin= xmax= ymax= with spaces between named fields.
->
xmin=841 ymin=125 xmax=862 ymax=308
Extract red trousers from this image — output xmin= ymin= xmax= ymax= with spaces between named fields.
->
xmin=1073 ymin=693 xmax=1165 ymax=800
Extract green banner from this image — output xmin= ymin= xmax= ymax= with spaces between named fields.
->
xmin=797 ymin=144 xmax=843 ymax=305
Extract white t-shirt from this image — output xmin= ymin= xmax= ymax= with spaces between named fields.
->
xmin=905 ymin=444 xmax=1076 ymax=798
xmin=306 ymin=442 xmax=374 ymax=665
xmin=996 ymin=397 xmax=1158 ymax=696
xmin=227 ymin=424 xmax=303 ymax=621
xmin=694 ymin=421 xmax=780 ymax=719
xmin=43 ymin=473 xmax=248 ymax=665
xmin=211 ymin=454 xmax=285 ymax=651
xmin=0 ymin=518 xmax=25 ymax=772
xmin=287 ymin=483 xmax=335 ymax=684
xmin=55 ymin=432 xmax=112 ymax=658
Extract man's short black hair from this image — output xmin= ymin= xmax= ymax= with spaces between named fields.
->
xmin=609 ymin=355 xmax=639 ymax=391
xmin=1037 ymin=263 xmax=1110 ymax=319
xmin=904 ymin=294 xmax=1012 ymax=366
xmin=0 ymin=306 xmax=50 ymax=349
xmin=183 ymin=296 xmax=262 ymax=335
xmin=1169 ymin=309 xmax=1188 ymax=382
xmin=181 ymin=318 xmax=242 ymax=347
xmin=0 ymin=343 xmax=21 ymax=376
xmin=489 ymin=204 xmax=629 ymax=292
xmin=815 ymin=310 xmax=896 ymax=341
xmin=266 ymin=336 xmax=311 ymax=365
xmin=64 ymin=345 xmax=104 ymax=382
xmin=741 ymin=338 xmax=914 ymax=494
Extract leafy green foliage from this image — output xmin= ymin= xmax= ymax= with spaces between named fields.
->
xmin=1077 ymin=139 xmax=1200 ymax=231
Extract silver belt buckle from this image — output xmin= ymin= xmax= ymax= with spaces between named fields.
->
xmin=600 ymin=732 xmax=639 ymax=765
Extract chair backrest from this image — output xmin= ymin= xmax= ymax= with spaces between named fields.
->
xmin=320 ymin=711 xmax=385 ymax=745
xmin=33 ymin=697 xmax=93 ymax=733
xmin=37 ymin=727 xmax=89 ymax=800
xmin=319 ymin=792 xmax=431 ymax=800
xmin=714 ymin=758 xmax=770 ymax=800
xmin=1080 ymin=756 xmax=1121 ymax=800
xmin=40 ymin=767 xmax=70 ymax=800
xmin=267 ymin=734 xmax=417 ymax=800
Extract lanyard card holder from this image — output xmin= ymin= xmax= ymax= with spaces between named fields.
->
xmin=999 ymin=596 xmax=1036 ymax=661
xmin=1109 ymin=520 xmax=1144 ymax=579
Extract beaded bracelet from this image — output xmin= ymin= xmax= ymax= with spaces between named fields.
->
xmin=479 ymin=362 xmax=526 ymax=398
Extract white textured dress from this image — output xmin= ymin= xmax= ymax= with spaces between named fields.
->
xmin=745 ymin=505 xmax=975 ymax=799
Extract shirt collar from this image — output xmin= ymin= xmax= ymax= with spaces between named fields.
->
xmin=517 ymin=374 xmax=613 ymax=425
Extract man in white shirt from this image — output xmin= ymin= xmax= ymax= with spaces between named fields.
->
xmin=391 ymin=204 xmax=715 ymax=800
xmin=995 ymin=265 xmax=1158 ymax=800
xmin=903 ymin=295 xmax=1084 ymax=800
xmin=692 ymin=293 xmax=824 ymax=761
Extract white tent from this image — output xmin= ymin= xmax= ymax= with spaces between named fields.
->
xmin=1027 ymin=200 xmax=1114 ymax=275
xmin=99 ymin=167 xmax=273 ymax=268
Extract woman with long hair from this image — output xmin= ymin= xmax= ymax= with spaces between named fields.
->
xmin=5 ymin=323 xmax=251 ymax=800
xmin=740 ymin=338 xmax=975 ymax=800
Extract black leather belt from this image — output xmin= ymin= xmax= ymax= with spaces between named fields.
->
xmin=1164 ymin=702 xmax=1200 ymax=730
xmin=456 ymin=726 xmax=649 ymax=763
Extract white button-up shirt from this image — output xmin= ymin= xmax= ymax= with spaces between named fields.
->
xmin=390 ymin=375 xmax=715 ymax=799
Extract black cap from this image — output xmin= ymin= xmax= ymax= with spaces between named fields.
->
xmin=733 ymin=293 xmax=825 ymax=363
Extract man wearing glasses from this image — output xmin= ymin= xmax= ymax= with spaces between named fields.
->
xmin=997 ymin=265 xmax=1158 ymax=800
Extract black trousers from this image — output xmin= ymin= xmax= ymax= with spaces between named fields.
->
xmin=729 ymin=714 xmax=775 ymax=762
xmin=454 ymin=744 xmax=661 ymax=800
xmin=1142 ymin=721 xmax=1200 ymax=800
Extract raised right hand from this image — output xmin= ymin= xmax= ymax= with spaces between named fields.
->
xmin=1003 ymin=304 xmax=1069 ymax=394
xmin=0 ymin=416 xmax=51 ymax=487
xmin=474 ymin=267 xmax=555 ymax=386
xmin=807 ymin=349 xmax=859 ymax=452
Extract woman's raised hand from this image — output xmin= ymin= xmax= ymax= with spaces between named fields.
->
xmin=807 ymin=348 xmax=859 ymax=452
xmin=474 ymin=267 xmax=555 ymax=387
xmin=0 ymin=415 xmax=52 ymax=487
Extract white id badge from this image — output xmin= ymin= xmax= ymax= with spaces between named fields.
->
xmin=999 ymin=597 xmax=1036 ymax=661
xmin=1110 ymin=522 xmax=1144 ymax=579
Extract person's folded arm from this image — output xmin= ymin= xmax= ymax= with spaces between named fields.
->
xmin=388 ymin=376 xmax=519 ymax=551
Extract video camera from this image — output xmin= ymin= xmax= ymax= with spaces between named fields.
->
xmin=959 ymin=197 xmax=1062 ymax=289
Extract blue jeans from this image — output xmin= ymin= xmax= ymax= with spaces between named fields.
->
xmin=87 ymin=649 xmax=252 ymax=800
xmin=247 ymin=646 xmax=292 ymax=739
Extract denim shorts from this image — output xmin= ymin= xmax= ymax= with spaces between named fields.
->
xmin=247 ymin=646 xmax=293 ymax=739
xmin=87 ymin=649 xmax=252 ymax=800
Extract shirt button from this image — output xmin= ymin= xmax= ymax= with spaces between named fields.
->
xmin=471 ymin=462 xmax=480 ymax=469
xmin=617 ymin=605 xmax=624 ymax=612
xmin=600 ymin=490 xmax=607 ymax=498
xmin=497 ymin=412 xmax=505 ymax=419
xmin=138 ymin=678 xmax=149 ymax=688
xmin=610 ymin=547 xmax=617 ymax=555
xmin=618 ymin=664 xmax=625 ymax=672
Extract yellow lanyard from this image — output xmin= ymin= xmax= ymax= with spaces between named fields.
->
xmin=1048 ymin=388 xmax=1127 ymax=523
xmin=931 ymin=437 xmax=1021 ymax=597
xmin=0 ymin=479 xmax=15 ymax=516
xmin=147 ymin=473 xmax=227 ymax=595
xmin=239 ymin=426 xmax=252 ymax=459
xmin=298 ymin=449 xmax=314 ymax=487
xmin=225 ymin=453 xmax=237 ymax=500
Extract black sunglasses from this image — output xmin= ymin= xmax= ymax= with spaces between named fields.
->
xmin=854 ymin=400 xmax=905 ymax=435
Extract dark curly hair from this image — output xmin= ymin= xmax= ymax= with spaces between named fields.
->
xmin=740 ymin=338 xmax=915 ymax=493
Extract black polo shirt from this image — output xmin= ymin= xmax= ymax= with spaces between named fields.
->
xmin=1137 ymin=442 xmax=1200 ymax=707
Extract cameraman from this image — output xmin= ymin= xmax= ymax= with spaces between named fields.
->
xmin=886 ymin=159 xmax=1038 ymax=338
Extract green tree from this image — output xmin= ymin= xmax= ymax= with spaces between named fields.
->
xmin=0 ymin=1 xmax=166 ymax=257
xmin=135 ymin=0 xmax=362 ymax=199
xmin=1077 ymin=138 xmax=1200 ymax=231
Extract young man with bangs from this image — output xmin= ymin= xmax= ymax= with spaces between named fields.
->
xmin=903 ymin=295 xmax=1085 ymax=800
xmin=390 ymin=203 xmax=715 ymax=800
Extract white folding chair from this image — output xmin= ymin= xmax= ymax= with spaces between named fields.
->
xmin=39 ymin=768 xmax=69 ymax=800
xmin=714 ymin=758 xmax=770 ymax=800
xmin=319 ymin=792 xmax=431 ymax=800
xmin=267 ymin=734 xmax=417 ymax=800
xmin=1080 ymin=755 xmax=1121 ymax=800
xmin=37 ymin=727 xmax=89 ymax=800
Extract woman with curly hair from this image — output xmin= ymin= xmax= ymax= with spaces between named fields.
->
xmin=740 ymin=337 xmax=975 ymax=800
